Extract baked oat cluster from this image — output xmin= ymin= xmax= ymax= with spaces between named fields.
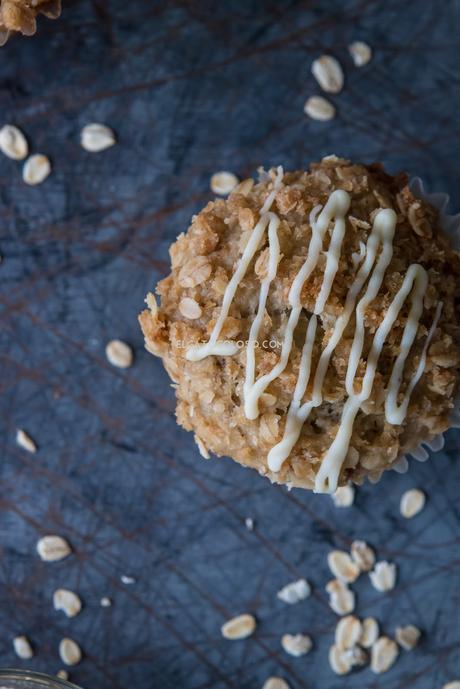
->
xmin=0 ymin=0 xmax=60 ymax=44
xmin=139 ymin=157 xmax=460 ymax=490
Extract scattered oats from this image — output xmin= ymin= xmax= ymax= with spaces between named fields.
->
xmin=194 ymin=434 xmax=210 ymax=459
xmin=311 ymin=55 xmax=344 ymax=93
xmin=59 ymin=638 xmax=82 ymax=667
xmin=369 ymin=561 xmax=397 ymax=592
xmin=80 ymin=123 xmax=116 ymax=152
xmin=443 ymin=683 xmax=460 ymax=689
xmin=262 ymin=678 xmax=291 ymax=689
xmin=53 ymin=589 xmax=82 ymax=618
xmin=13 ymin=635 xmax=33 ymax=659
xmin=328 ymin=550 xmax=360 ymax=583
xmin=179 ymin=297 xmax=202 ymax=320
xmin=329 ymin=644 xmax=352 ymax=675
xmin=400 ymin=489 xmax=426 ymax=518
xmin=210 ymin=171 xmax=239 ymax=196
xmin=277 ymin=578 xmax=311 ymax=604
xmin=351 ymin=540 xmax=375 ymax=572
xmin=105 ymin=339 xmax=133 ymax=368
xmin=121 ymin=575 xmax=135 ymax=585
xmin=16 ymin=428 xmax=37 ymax=453
xmin=245 ymin=517 xmax=254 ymax=531
xmin=335 ymin=615 xmax=362 ymax=649
xmin=326 ymin=579 xmax=355 ymax=615
xmin=360 ymin=617 xmax=379 ymax=648
xmin=22 ymin=154 xmax=51 ymax=185
xmin=329 ymin=644 xmax=367 ymax=673
xmin=303 ymin=95 xmax=336 ymax=121
xmin=344 ymin=645 xmax=368 ymax=667
xmin=56 ymin=670 xmax=69 ymax=681
xmin=348 ymin=40 xmax=372 ymax=67
xmin=395 ymin=624 xmax=421 ymax=650
xmin=371 ymin=636 xmax=399 ymax=673
xmin=37 ymin=535 xmax=71 ymax=562
xmin=221 ymin=613 xmax=256 ymax=640
xmin=0 ymin=124 xmax=28 ymax=160
xmin=100 ymin=596 xmax=112 ymax=607
xmin=281 ymin=633 xmax=312 ymax=657
xmin=331 ymin=484 xmax=354 ymax=507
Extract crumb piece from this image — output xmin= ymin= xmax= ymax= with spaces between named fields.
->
xmin=120 ymin=575 xmax=135 ymax=584
xmin=100 ymin=596 xmax=112 ymax=607
xmin=245 ymin=517 xmax=254 ymax=531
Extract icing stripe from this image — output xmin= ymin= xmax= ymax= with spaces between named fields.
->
xmin=186 ymin=166 xmax=284 ymax=363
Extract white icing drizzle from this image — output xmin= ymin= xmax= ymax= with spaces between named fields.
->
xmin=185 ymin=171 xmax=438 ymax=494
xmin=186 ymin=166 xmax=284 ymax=363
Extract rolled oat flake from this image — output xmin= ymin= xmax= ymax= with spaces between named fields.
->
xmin=221 ymin=613 xmax=256 ymax=640
xmin=59 ymin=638 xmax=82 ymax=666
xmin=81 ymin=123 xmax=116 ymax=152
xmin=311 ymin=55 xmax=344 ymax=93
xmin=0 ymin=124 xmax=28 ymax=160
xmin=37 ymin=534 xmax=72 ymax=562
xmin=105 ymin=339 xmax=133 ymax=368
xmin=22 ymin=154 xmax=51 ymax=185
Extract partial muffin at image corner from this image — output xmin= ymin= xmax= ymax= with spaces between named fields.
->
xmin=139 ymin=156 xmax=460 ymax=493
xmin=0 ymin=0 xmax=61 ymax=44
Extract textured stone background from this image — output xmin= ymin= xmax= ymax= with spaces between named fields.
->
xmin=1 ymin=1 xmax=459 ymax=688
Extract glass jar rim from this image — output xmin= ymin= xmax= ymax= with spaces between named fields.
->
xmin=0 ymin=669 xmax=82 ymax=689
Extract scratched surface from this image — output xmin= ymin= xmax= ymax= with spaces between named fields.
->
xmin=0 ymin=1 xmax=460 ymax=688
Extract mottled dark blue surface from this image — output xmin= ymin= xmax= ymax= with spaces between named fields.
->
xmin=1 ymin=1 xmax=460 ymax=688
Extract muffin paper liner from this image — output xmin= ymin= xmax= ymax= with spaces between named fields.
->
xmin=388 ymin=178 xmax=460 ymax=476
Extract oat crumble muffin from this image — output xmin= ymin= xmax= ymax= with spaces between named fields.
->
xmin=139 ymin=157 xmax=460 ymax=492
xmin=0 ymin=0 xmax=61 ymax=44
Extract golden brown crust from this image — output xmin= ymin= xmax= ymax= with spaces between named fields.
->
xmin=139 ymin=157 xmax=460 ymax=489
xmin=0 ymin=0 xmax=61 ymax=42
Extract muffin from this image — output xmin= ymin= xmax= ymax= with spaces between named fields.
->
xmin=139 ymin=156 xmax=460 ymax=493
xmin=0 ymin=0 xmax=61 ymax=44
